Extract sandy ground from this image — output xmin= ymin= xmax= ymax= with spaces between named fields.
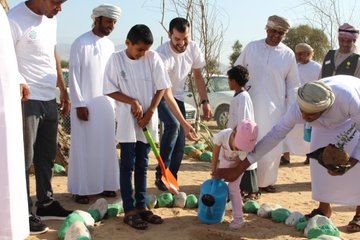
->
xmin=25 ymin=151 xmax=360 ymax=240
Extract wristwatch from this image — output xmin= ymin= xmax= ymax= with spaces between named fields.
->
xmin=200 ymin=99 xmax=209 ymax=105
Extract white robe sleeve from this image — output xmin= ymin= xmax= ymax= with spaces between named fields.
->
xmin=349 ymin=94 xmax=360 ymax=161
xmin=248 ymin=103 xmax=304 ymax=164
xmin=69 ymin=42 xmax=86 ymax=108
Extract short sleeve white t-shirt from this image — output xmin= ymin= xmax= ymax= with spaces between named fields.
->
xmin=103 ymin=50 xmax=171 ymax=143
xmin=213 ymin=128 xmax=242 ymax=164
xmin=227 ymin=91 xmax=255 ymax=129
xmin=156 ymin=41 xmax=205 ymax=101
xmin=7 ymin=2 xmax=58 ymax=101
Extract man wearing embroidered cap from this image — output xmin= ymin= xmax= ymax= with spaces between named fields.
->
xmin=281 ymin=43 xmax=321 ymax=165
xmin=234 ymin=15 xmax=300 ymax=193
xmin=67 ymin=4 xmax=121 ymax=205
xmin=321 ymin=23 xmax=360 ymax=78
xmin=8 ymin=0 xmax=71 ymax=234
xmin=216 ymin=74 xmax=360 ymax=232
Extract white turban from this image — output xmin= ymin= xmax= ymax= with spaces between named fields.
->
xmin=297 ymin=81 xmax=335 ymax=114
xmin=266 ymin=15 xmax=291 ymax=33
xmin=295 ymin=43 xmax=313 ymax=53
xmin=338 ymin=23 xmax=359 ymax=40
xmin=91 ymin=4 xmax=121 ymax=21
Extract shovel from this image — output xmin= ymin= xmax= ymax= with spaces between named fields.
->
xmin=143 ymin=128 xmax=180 ymax=195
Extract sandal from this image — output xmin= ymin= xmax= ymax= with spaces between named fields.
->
xmin=72 ymin=194 xmax=89 ymax=204
xmin=138 ymin=210 xmax=164 ymax=224
xmin=305 ymin=208 xmax=325 ymax=219
xmin=100 ymin=191 xmax=117 ymax=197
xmin=280 ymin=156 xmax=290 ymax=165
xmin=123 ymin=214 xmax=148 ymax=230
xmin=259 ymin=185 xmax=276 ymax=193
xmin=347 ymin=214 xmax=360 ymax=232
xmin=243 ymin=192 xmax=261 ymax=202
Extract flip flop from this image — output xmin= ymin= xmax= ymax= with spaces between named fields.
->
xmin=280 ymin=156 xmax=290 ymax=165
xmin=259 ymin=185 xmax=276 ymax=193
xmin=347 ymin=214 xmax=360 ymax=232
xmin=305 ymin=208 xmax=325 ymax=219
xmin=72 ymin=194 xmax=89 ymax=204
xmin=100 ymin=191 xmax=117 ymax=197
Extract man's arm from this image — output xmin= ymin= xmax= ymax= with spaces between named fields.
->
xmin=163 ymin=88 xmax=199 ymax=141
xmin=55 ymin=48 xmax=70 ymax=115
xmin=20 ymin=83 xmax=30 ymax=101
xmin=193 ymin=68 xmax=212 ymax=120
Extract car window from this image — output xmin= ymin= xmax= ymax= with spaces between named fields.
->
xmin=208 ymin=76 xmax=229 ymax=92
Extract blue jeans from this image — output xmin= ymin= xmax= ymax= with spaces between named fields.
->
xmin=157 ymin=98 xmax=186 ymax=180
xmin=119 ymin=142 xmax=150 ymax=213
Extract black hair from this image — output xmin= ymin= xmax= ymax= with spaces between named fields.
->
xmin=227 ymin=65 xmax=249 ymax=87
xmin=126 ymin=24 xmax=153 ymax=45
xmin=169 ymin=17 xmax=190 ymax=33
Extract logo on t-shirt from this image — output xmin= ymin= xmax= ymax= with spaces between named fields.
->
xmin=28 ymin=30 xmax=37 ymax=40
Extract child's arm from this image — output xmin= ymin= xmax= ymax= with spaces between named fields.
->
xmin=211 ymin=144 xmax=221 ymax=178
xmin=106 ymin=92 xmax=143 ymax=120
xmin=137 ymin=89 xmax=166 ymax=128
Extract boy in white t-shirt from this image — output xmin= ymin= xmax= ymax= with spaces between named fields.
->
xmin=211 ymin=119 xmax=258 ymax=229
xmin=226 ymin=65 xmax=260 ymax=201
xmin=103 ymin=24 xmax=171 ymax=230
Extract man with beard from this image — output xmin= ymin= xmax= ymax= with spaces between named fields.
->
xmin=7 ymin=0 xmax=71 ymax=234
xmin=67 ymin=4 xmax=121 ymax=204
xmin=154 ymin=17 xmax=212 ymax=191
xmin=321 ymin=23 xmax=360 ymax=78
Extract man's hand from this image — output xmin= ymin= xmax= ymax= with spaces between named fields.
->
xmin=183 ymin=123 xmax=199 ymax=141
xmin=76 ymin=107 xmax=89 ymax=121
xmin=60 ymin=89 xmax=70 ymax=116
xmin=20 ymin=83 xmax=30 ymax=101
xmin=202 ymin=102 xmax=212 ymax=121
xmin=214 ymin=158 xmax=251 ymax=181
xmin=328 ymin=157 xmax=358 ymax=176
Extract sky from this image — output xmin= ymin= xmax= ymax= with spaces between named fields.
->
xmin=7 ymin=0 xmax=360 ymax=65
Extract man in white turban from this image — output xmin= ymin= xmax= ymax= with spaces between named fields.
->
xmin=281 ymin=42 xmax=322 ymax=165
xmin=321 ymin=23 xmax=360 ymax=78
xmin=91 ymin=4 xmax=121 ymax=23
xmin=234 ymin=15 xmax=300 ymax=193
xmin=216 ymin=74 xmax=360 ymax=233
xmin=67 ymin=4 xmax=121 ymax=204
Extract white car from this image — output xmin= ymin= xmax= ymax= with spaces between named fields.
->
xmin=184 ymin=75 xmax=234 ymax=129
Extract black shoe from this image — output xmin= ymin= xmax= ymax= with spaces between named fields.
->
xmin=280 ymin=156 xmax=290 ymax=165
xmin=155 ymin=179 xmax=168 ymax=191
xmin=36 ymin=200 xmax=73 ymax=220
xmin=29 ymin=214 xmax=49 ymax=235
xmin=304 ymin=157 xmax=310 ymax=165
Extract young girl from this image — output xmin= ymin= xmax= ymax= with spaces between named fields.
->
xmin=211 ymin=119 xmax=258 ymax=229
xmin=226 ymin=65 xmax=260 ymax=200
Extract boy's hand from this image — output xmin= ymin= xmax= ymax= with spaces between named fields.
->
xmin=131 ymin=100 xmax=143 ymax=120
xmin=137 ymin=110 xmax=153 ymax=129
